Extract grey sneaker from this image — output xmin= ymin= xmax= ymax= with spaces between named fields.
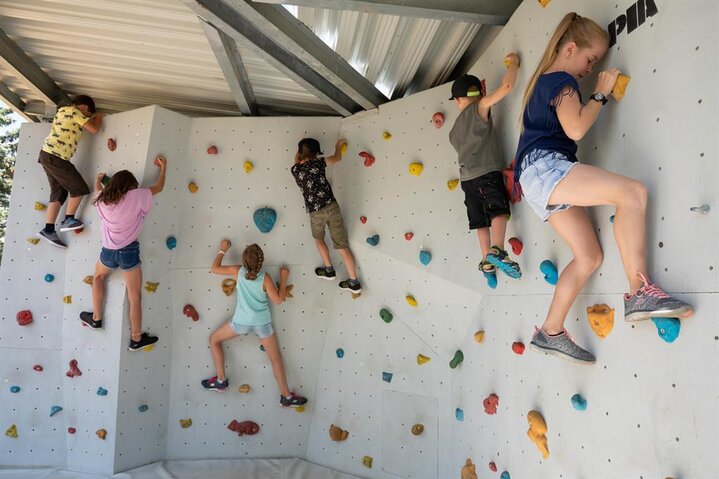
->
xmin=529 ymin=327 xmax=596 ymax=364
xmin=339 ymin=279 xmax=362 ymax=293
xmin=624 ymin=274 xmax=693 ymax=322
xmin=59 ymin=217 xmax=84 ymax=232
xmin=314 ymin=266 xmax=336 ymax=280
xmin=39 ymin=229 xmax=67 ymax=249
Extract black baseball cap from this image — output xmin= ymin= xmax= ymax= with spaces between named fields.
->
xmin=449 ymin=74 xmax=483 ymax=100
xmin=298 ymin=138 xmax=323 ymax=156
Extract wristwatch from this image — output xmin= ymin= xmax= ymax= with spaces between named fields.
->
xmin=590 ymin=92 xmax=608 ymax=105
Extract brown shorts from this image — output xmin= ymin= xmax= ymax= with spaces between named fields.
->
xmin=38 ymin=150 xmax=90 ymax=204
xmin=309 ymin=201 xmax=349 ymax=249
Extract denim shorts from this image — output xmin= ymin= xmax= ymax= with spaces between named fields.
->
xmin=229 ymin=321 xmax=274 ymax=338
xmin=518 ymin=149 xmax=578 ymax=222
xmin=100 ymin=241 xmax=141 ymax=271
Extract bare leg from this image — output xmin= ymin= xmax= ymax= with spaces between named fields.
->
xmin=122 ymin=266 xmax=143 ymax=342
xmin=543 ymin=207 xmax=603 ymax=334
xmin=337 ymin=247 xmax=357 ymax=280
xmin=45 ymin=201 xmax=61 ymax=225
xmin=209 ymin=323 xmax=239 ymax=381
xmin=259 ymin=333 xmax=290 ymax=397
xmin=476 ymin=228 xmax=491 ymax=258
xmin=91 ymin=261 xmax=113 ymax=320
xmin=315 ymin=238 xmax=332 ymax=267
xmin=65 ymin=195 xmax=83 ymax=216
xmin=489 ymin=215 xmax=508 ymax=250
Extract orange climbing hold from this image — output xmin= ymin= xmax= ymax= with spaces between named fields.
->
xmin=527 ymin=410 xmax=549 ymax=458
xmin=474 ymin=330 xmax=485 ymax=343
xmin=96 ymin=429 xmax=107 ymax=440
xmin=222 ymin=278 xmax=237 ymax=296
xmin=83 ymin=275 xmax=94 ymax=285
xmin=586 ymin=304 xmax=615 ymax=338
xmin=537 ymin=0 xmax=551 ymax=7
xmin=461 ymin=459 xmax=478 ymax=479
xmin=188 ymin=182 xmax=199 ymax=193
xmin=611 ymin=74 xmax=631 ymax=101
xmin=329 ymin=424 xmax=349 ymax=441
xmin=238 ymin=384 xmax=251 ymax=393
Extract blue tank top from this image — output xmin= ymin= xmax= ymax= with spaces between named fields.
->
xmin=231 ymin=267 xmax=271 ymax=326
xmin=514 ymin=72 xmax=582 ymax=182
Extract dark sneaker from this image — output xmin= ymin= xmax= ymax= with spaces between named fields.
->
xmin=79 ymin=311 xmax=103 ymax=330
xmin=315 ymin=267 xmax=336 ymax=280
xmin=624 ymin=273 xmax=693 ymax=322
xmin=128 ymin=332 xmax=159 ymax=351
xmin=339 ymin=279 xmax=362 ymax=293
xmin=529 ymin=327 xmax=596 ymax=364
xmin=485 ymin=246 xmax=521 ymax=279
xmin=201 ymin=376 xmax=229 ymax=391
xmin=59 ymin=217 xmax=85 ymax=232
xmin=39 ymin=229 xmax=67 ymax=249
xmin=280 ymin=391 xmax=308 ymax=408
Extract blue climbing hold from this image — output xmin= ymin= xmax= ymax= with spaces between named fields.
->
xmin=44 ymin=273 xmax=54 ymax=283
xmin=138 ymin=404 xmax=149 ymax=413
xmin=259 ymin=344 xmax=265 ymax=352
xmin=483 ymin=271 xmax=497 ymax=289
xmin=571 ymin=393 xmax=587 ymax=411
xmin=540 ymin=260 xmax=558 ymax=285
xmin=9 ymin=385 xmax=20 ymax=393
xmin=419 ymin=250 xmax=432 ymax=265
xmin=455 ymin=408 xmax=464 ymax=421
xmin=382 ymin=371 xmax=393 ymax=383
xmin=366 ymin=234 xmax=380 ymax=246
xmin=336 ymin=348 xmax=344 ymax=358
xmin=97 ymin=387 xmax=108 ymax=396
xmin=49 ymin=405 xmax=63 ymax=417
xmin=166 ymin=236 xmax=177 ymax=250
xmin=253 ymin=207 xmax=277 ymax=233
xmin=500 ymin=472 xmax=511 ymax=479
xmin=651 ymin=317 xmax=680 ymax=343
xmin=609 ymin=214 xmax=615 ymax=224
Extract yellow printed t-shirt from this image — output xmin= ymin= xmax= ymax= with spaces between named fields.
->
xmin=41 ymin=106 xmax=90 ymax=161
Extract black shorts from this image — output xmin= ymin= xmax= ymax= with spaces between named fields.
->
xmin=38 ymin=150 xmax=90 ymax=205
xmin=461 ymin=171 xmax=510 ymax=230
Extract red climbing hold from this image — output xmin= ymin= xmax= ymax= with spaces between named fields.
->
xmin=488 ymin=462 xmax=497 ymax=472
xmin=66 ymin=359 xmax=82 ymax=378
xmin=32 ymin=365 xmax=43 ymax=372
xmin=107 ymin=138 xmax=117 ymax=151
xmin=360 ymin=216 xmax=367 ymax=224
xmin=183 ymin=304 xmax=199 ymax=321
xmin=502 ymin=160 xmax=522 ymax=204
xmin=68 ymin=427 xmax=76 ymax=434
xmin=512 ymin=342 xmax=525 ymax=355
xmin=16 ymin=310 xmax=33 ymax=326
xmin=207 ymin=145 xmax=218 ymax=155
xmin=74 ymin=228 xmax=84 ymax=235
xmin=508 ymin=237 xmax=523 ymax=255
xmin=227 ymin=419 xmax=259 ymax=436
xmin=483 ymin=393 xmax=499 ymax=415
xmin=404 ymin=232 xmax=414 ymax=241
xmin=432 ymin=112 xmax=445 ymax=129
xmin=359 ymin=151 xmax=375 ymax=167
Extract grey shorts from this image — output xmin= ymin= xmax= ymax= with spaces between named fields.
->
xmin=229 ymin=321 xmax=274 ymax=338
xmin=518 ymin=149 xmax=577 ymax=222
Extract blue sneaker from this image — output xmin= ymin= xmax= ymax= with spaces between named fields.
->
xmin=486 ymin=246 xmax=521 ymax=279
xmin=201 ymin=376 xmax=229 ymax=392
xmin=59 ymin=217 xmax=84 ymax=232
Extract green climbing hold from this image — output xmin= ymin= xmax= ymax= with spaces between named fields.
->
xmin=379 ymin=308 xmax=393 ymax=323
xmin=449 ymin=350 xmax=464 ymax=369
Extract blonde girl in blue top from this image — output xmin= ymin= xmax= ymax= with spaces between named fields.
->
xmin=201 ymin=239 xmax=307 ymax=408
xmin=514 ymin=12 xmax=693 ymax=364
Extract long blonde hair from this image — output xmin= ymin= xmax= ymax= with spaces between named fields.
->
xmin=242 ymin=244 xmax=264 ymax=280
xmin=519 ymin=12 xmax=609 ymax=123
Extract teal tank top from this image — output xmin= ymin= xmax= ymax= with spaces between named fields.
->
xmin=231 ymin=267 xmax=271 ymax=326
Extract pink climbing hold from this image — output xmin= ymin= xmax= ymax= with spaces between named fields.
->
xmin=360 ymin=216 xmax=367 ymax=224
xmin=508 ymin=237 xmax=523 ymax=255
xmin=207 ymin=145 xmax=218 ymax=155
xmin=483 ymin=393 xmax=499 ymax=415
xmin=432 ymin=112 xmax=445 ymax=129
xmin=32 ymin=365 xmax=43 ymax=372
xmin=16 ymin=310 xmax=33 ymax=326
xmin=512 ymin=342 xmax=525 ymax=355
xmin=404 ymin=232 xmax=414 ymax=241
xmin=488 ymin=462 xmax=497 ymax=472
xmin=359 ymin=151 xmax=375 ymax=167
xmin=66 ymin=359 xmax=82 ymax=378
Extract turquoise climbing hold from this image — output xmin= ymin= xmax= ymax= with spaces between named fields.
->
xmin=651 ymin=317 xmax=680 ymax=343
xmin=336 ymin=348 xmax=344 ymax=359
xmin=382 ymin=371 xmax=393 ymax=383
xmin=166 ymin=236 xmax=177 ymax=250
xmin=44 ymin=274 xmax=54 ymax=283
xmin=97 ymin=387 xmax=108 ymax=396
xmin=253 ymin=207 xmax=277 ymax=233
xmin=540 ymin=260 xmax=558 ymax=285
xmin=419 ymin=250 xmax=432 ymax=265
xmin=571 ymin=394 xmax=587 ymax=411
xmin=49 ymin=405 xmax=63 ymax=417
xmin=455 ymin=408 xmax=464 ymax=421
xmin=260 ymin=344 xmax=265 ymax=352
xmin=483 ymin=271 xmax=497 ymax=289
xmin=366 ymin=234 xmax=380 ymax=246
xmin=609 ymin=214 xmax=615 ymax=224
xmin=138 ymin=404 xmax=149 ymax=413
xmin=9 ymin=385 xmax=20 ymax=393
xmin=500 ymin=472 xmax=511 ymax=479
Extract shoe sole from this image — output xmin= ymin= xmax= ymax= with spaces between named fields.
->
xmin=280 ymin=402 xmax=308 ymax=409
xmin=529 ymin=342 xmax=596 ymax=365
xmin=39 ymin=234 xmax=67 ymax=249
xmin=316 ymin=275 xmax=336 ymax=281
xmin=80 ymin=321 xmax=103 ymax=331
xmin=340 ymin=286 xmax=362 ymax=294
xmin=624 ymin=305 xmax=694 ymax=322
xmin=485 ymin=256 xmax=522 ymax=279
xmin=203 ymin=387 xmax=228 ymax=392
xmin=128 ymin=342 xmax=158 ymax=352
xmin=59 ymin=224 xmax=85 ymax=232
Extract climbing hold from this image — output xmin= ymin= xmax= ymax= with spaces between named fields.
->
xmin=144 ymin=282 xmax=159 ymax=293
xmin=9 ymin=385 xmax=20 ymax=393
xmin=66 ymin=359 xmax=82 ymax=378
xmin=243 ymin=160 xmax=254 ymax=173
xmin=188 ymin=182 xmax=199 ymax=193
xmin=447 ymin=179 xmax=459 ymax=191
xmin=411 ymin=424 xmax=424 ymax=436
xmin=586 ymin=304 xmax=615 ymax=338
xmin=329 ymin=424 xmax=349 ymax=441
xmin=33 ymin=365 xmax=43 ymax=372
xmin=461 ymin=459 xmax=478 ymax=479
xmin=416 ymin=354 xmax=431 ymax=365
xmin=336 ymin=348 xmax=345 ymax=359
xmin=508 ymin=237 xmax=523 ymax=255
xmin=571 ymin=394 xmax=587 ymax=411
xmin=359 ymin=151 xmax=375 ymax=167
xmin=227 ymin=419 xmax=259 ymax=436
xmin=100 ymin=174 xmax=111 ymax=188
xmin=537 ymin=0 xmax=551 ymax=7
xmin=44 ymin=273 xmax=55 ymax=283
xmin=253 ymin=207 xmax=277 ymax=233
xmin=419 ymin=250 xmax=432 ymax=266
xmin=183 ymin=304 xmax=199 ymax=322
xmin=539 ymin=260 xmax=558 ymax=285
xmin=406 ymin=295 xmax=417 ymax=307
xmin=408 ymin=162 xmax=423 ymax=176
xmin=97 ymin=387 xmax=108 ymax=396
xmin=295 ymin=406 xmax=305 ymax=413
xmin=362 ymin=456 xmax=373 ymax=468
xmin=107 ymin=138 xmax=117 ymax=151
xmin=207 ymin=145 xmax=218 ymax=155
xmin=500 ymin=472 xmax=511 ymax=479
xmin=611 ymin=74 xmax=631 ymax=101
xmin=282 ymin=283 xmax=295 ymax=299
xmin=382 ymin=371 xmax=393 ymax=383
xmin=222 ymin=278 xmax=237 ymax=296
xmin=512 ymin=341 xmax=525 ymax=355
xmin=360 ymin=215 xmax=367 ymax=224
xmin=404 ymin=232 xmax=414 ymax=241
xmin=379 ymin=308 xmax=393 ymax=323
xmin=652 ymin=317 xmax=681 ymax=343
xmin=49 ymin=405 xmax=63 ymax=417
xmin=27 ymin=237 xmax=40 ymax=245
xmin=483 ymin=393 xmax=499 ymax=415
xmin=432 ymin=112 xmax=445 ymax=129
xmin=67 ymin=427 xmax=76 ymax=434
xmin=455 ymin=408 xmax=464 ymax=421
xmin=63 ymin=295 xmax=72 ymax=304
xmin=34 ymin=201 xmax=46 ymax=211
xmin=16 ymin=310 xmax=33 ymax=326
xmin=340 ymin=143 xmax=347 ymax=155
xmin=449 ymin=350 xmax=464 ymax=369
xmin=474 ymin=330 xmax=485 ymax=343
xmin=138 ymin=404 xmax=149 ymax=413
xmin=484 ymin=271 xmax=497 ymax=289
xmin=83 ymin=275 xmax=94 ymax=285
xmin=610 ymin=214 xmax=615 ymax=224
xmin=366 ymin=234 xmax=379 ymax=246
xmin=238 ymin=384 xmax=251 ymax=393
xmin=259 ymin=344 xmax=265 ymax=352
xmin=5 ymin=425 xmax=18 ymax=438
xmin=382 ymin=131 xmax=392 ymax=140
xmin=166 ymin=236 xmax=177 ymax=250
xmin=73 ymin=228 xmax=84 ymax=235
xmin=488 ymin=462 xmax=497 ymax=472
xmin=96 ymin=428 xmax=107 ymax=440
xmin=527 ymin=410 xmax=549 ymax=459
xmin=179 ymin=418 xmax=192 ymax=429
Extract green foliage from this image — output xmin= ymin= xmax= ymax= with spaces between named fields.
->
xmin=0 ymin=107 xmax=20 ymax=261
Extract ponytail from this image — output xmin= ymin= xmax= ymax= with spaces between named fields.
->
xmin=242 ymin=244 xmax=264 ymax=280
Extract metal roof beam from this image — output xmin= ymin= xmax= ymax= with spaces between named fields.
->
xmin=0 ymin=81 xmax=39 ymax=122
xmin=0 ymin=26 xmax=70 ymax=107
xmin=200 ymin=19 xmax=258 ymax=116
xmin=251 ymin=0 xmax=520 ymax=25
xmin=184 ymin=0 xmax=359 ymax=116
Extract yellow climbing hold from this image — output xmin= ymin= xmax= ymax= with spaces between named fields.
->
xmin=63 ymin=295 xmax=72 ymax=304
xmin=447 ymin=178 xmax=459 ymax=191
xmin=238 ymin=384 xmax=251 ymax=393
xmin=295 ymin=406 xmax=305 ymax=413
xmin=406 ymin=295 xmax=417 ymax=307
xmin=179 ymin=418 xmax=192 ymax=428
xmin=408 ymin=162 xmax=423 ymax=176
xmin=144 ymin=281 xmax=159 ymax=293
xmin=527 ymin=410 xmax=549 ymax=459
xmin=611 ymin=74 xmax=631 ymax=101
xmin=5 ymin=424 xmax=18 ymax=438
xmin=340 ymin=142 xmax=347 ymax=155
xmin=382 ymin=131 xmax=392 ymax=140
xmin=83 ymin=275 xmax=94 ymax=285
xmin=416 ymin=354 xmax=431 ymax=365
xmin=96 ymin=428 xmax=107 ymax=440
xmin=188 ymin=182 xmax=199 ymax=193
xmin=537 ymin=0 xmax=551 ymax=7
xmin=222 ymin=278 xmax=237 ymax=296
xmin=362 ymin=456 xmax=373 ymax=468
xmin=34 ymin=202 xmax=46 ymax=211
xmin=27 ymin=237 xmax=40 ymax=245
xmin=474 ymin=330 xmax=485 ymax=343
xmin=461 ymin=459 xmax=478 ymax=479
xmin=586 ymin=304 xmax=615 ymax=338
xmin=277 ymin=282 xmax=294 ymax=299
xmin=243 ymin=160 xmax=254 ymax=173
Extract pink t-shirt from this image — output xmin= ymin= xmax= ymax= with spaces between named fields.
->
xmin=97 ymin=188 xmax=153 ymax=250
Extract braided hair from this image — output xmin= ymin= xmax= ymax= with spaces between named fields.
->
xmin=242 ymin=243 xmax=264 ymax=280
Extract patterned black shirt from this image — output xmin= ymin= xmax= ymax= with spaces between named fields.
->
xmin=291 ymin=158 xmax=336 ymax=213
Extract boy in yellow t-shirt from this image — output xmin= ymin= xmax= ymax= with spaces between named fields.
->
xmin=38 ymin=95 xmax=103 ymax=248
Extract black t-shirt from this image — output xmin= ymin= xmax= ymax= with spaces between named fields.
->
xmin=290 ymin=158 xmax=336 ymax=213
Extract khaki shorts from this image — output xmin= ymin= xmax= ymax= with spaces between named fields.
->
xmin=38 ymin=150 xmax=90 ymax=204
xmin=310 ymin=201 xmax=349 ymax=249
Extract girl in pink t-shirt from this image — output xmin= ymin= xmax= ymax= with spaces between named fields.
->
xmin=79 ymin=156 xmax=167 ymax=352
